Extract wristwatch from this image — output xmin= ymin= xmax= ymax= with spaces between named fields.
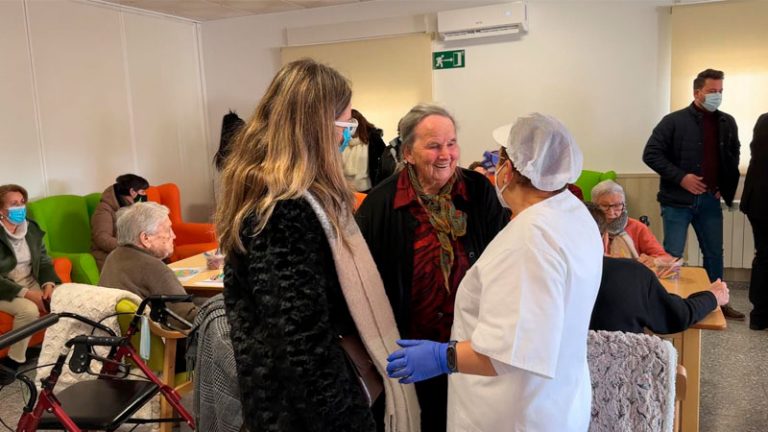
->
xmin=446 ymin=340 xmax=458 ymax=374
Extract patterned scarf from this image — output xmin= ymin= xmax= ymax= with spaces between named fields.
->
xmin=407 ymin=164 xmax=467 ymax=293
xmin=606 ymin=210 xmax=639 ymax=258
xmin=606 ymin=210 xmax=629 ymax=236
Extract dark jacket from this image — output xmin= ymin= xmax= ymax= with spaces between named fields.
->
xmin=643 ymin=103 xmax=741 ymax=207
xmin=378 ymin=137 xmax=402 ymax=184
xmin=740 ymin=113 xmax=768 ymax=219
xmin=223 ymin=199 xmax=374 ymax=432
xmin=355 ymin=168 xmax=509 ymax=335
xmin=590 ymin=257 xmax=717 ymax=334
xmin=0 ymin=220 xmax=60 ymax=301
xmin=367 ymin=129 xmax=387 ymax=188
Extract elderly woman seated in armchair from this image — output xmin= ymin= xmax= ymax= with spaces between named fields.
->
xmin=591 ymin=180 xmax=679 ymax=277
xmin=0 ymin=184 xmax=60 ymax=384
xmin=99 ymin=201 xmax=197 ymax=328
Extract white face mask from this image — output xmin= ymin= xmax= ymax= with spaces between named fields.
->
xmin=702 ymin=92 xmax=722 ymax=112
xmin=494 ymin=163 xmax=511 ymax=209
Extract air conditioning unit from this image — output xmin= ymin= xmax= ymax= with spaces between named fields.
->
xmin=437 ymin=2 xmax=528 ymax=41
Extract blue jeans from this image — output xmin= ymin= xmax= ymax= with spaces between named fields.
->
xmin=661 ymin=192 xmax=723 ymax=282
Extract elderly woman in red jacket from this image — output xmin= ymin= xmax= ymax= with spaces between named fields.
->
xmin=591 ymin=180 xmax=679 ymax=277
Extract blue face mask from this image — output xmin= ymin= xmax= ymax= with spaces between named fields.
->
xmin=7 ymin=206 xmax=26 ymax=225
xmin=702 ymin=93 xmax=722 ymax=112
xmin=339 ymin=127 xmax=352 ymax=153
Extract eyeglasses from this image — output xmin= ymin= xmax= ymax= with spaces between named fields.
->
xmin=598 ymin=203 xmax=625 ymax=212
xmin=334 ymin=118 xmax=358 ymax=136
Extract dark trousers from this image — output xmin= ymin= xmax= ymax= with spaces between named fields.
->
xmin=749 ymin=216 xmax=768 ymax=327
xmin=414 ymin=374 xmax=447 ymax=432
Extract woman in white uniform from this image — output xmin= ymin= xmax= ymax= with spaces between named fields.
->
xmin=387 ymin=113 xmax=604 ymax=431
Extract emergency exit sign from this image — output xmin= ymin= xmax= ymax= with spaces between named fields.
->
xmin=433 ymin=50 xmax=465 ymax=70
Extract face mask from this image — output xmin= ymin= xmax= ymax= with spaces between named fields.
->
xmin=702 ymin=93 xmax=722 ymax=112
xmin=494 ymin=164 xmax=511 ymax=209
xmin=134 ymin=194 xmax=147 ymax=203
xmin=7 ymin=206 xmax=26 ymax=225
xmin=339 ymin=127 xmax=352 ymax=153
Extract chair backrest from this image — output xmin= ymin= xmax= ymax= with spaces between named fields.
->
xmin=146 ymin=183 xmax=183 ymax=225
xmin=27 ymin=195 xmax=92 ymax=254
xmin=53 ymin=257 xmax=72 ymax=283
xmin=588 ymin=330 xmax=676 ymax=432
xmin=354 ymin=192 xmax=367 ymax=210
xmin=84 ymin=192 xmax=102 ymax=220
xmin=574 ymin=170 xmax=617 ymax=202
xmin=115 ymin=299 xmax=166 ymax=372
xmin=189 ymin=294 xmax=242 ymax=432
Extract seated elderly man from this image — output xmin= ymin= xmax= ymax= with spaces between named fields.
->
xmin=585 ymin=202 xmax=728 ymax=333
xmin=99 ymin=202 xmax=197 ymax=326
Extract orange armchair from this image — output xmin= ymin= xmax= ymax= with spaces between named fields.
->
xmin=0 ymin=257 xmax=71 ymax=358
xmin=146 ymin=183 xmax=217 ymax=262
xmin=354 ymin=192 xmax=367 ymax=211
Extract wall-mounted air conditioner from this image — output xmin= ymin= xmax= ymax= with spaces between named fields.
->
xmin=437 ymin=2 xmax=528 ymax=42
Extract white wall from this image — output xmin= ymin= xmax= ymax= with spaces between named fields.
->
xmin=0 ymin=0 xmax=212 ymax=221
xmin=200 ymin=0 xmax=500 ymax=157
xmin=433 ymin=2 xmax=671 ymax=173
xmin=201 ymin=0 xmax=672 ymax=174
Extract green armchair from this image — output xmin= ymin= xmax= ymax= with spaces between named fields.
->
xmin=574 ymin=170 xmax=617 ymax=202
xmin=27 ymin=195 xmax=100 ymax=285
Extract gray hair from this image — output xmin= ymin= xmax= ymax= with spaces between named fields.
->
xmin=116 ymin=202 xmax=170 ymax=246
xmin=591 ymin=180 xmax=625 ymax=203
xmin=399 ymin=103 xmax=457 ymax=154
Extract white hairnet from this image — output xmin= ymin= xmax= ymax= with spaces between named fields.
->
xmin=491 ymin=113 xmax=583 ymax=192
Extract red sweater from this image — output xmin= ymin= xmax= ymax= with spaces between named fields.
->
xmin=624 ymin=218 xmax=670 ymax=257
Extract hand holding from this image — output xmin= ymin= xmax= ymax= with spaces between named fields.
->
xmin=653 ymin=256 xmax=682 ymax=279
xmin=42 ymin=283 xmax=54 ymax=300
xmin=24 ymin=290 xmax=46 ymax=313
xmin=386 ymin=339 xmax=449 ymax=384
xmin=709 ymin=278 xmax=730 ymax=306
xmin=680 ymin=174 xmax=707 ymax=195
xmin=638 ymin=254 xmax=655 ymax=268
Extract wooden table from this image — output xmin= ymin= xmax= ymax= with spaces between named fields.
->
xmin=660 ymin=267 xmax=726 ymax=432
xmin=168 ymin=251 xmax=223 ymax=297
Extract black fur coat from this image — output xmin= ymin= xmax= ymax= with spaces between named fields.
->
xmin=223 ymin=199 xmax=375 ymax=431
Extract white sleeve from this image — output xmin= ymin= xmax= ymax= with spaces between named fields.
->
xmin=470 ymin=237 xmax=567 ymax=379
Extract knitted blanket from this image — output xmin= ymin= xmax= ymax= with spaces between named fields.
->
xmin=588 ymin=330 xmax=677 ymax=432
xmin=38 ymin=283 xmax=142 ymax=389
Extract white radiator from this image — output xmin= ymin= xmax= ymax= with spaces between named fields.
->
xmin=685 ymin=200 xmax=755 ymax=269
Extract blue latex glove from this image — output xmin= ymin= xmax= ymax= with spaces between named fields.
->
xmin=386 ymin=339 xmax=450 ymax=384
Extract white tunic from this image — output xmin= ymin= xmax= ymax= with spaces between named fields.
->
xmin=448 ymin=191 xmax=603 ymax=432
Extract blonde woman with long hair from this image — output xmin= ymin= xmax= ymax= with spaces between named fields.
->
xmin=215 ymin=59 xmax=419 ymax=432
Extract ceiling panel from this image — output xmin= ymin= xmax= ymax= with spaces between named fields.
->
xmin=214 ymin=0 xmax=300 ymax=14
xmin=99 ymin=0 xmax=369 ymax=21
